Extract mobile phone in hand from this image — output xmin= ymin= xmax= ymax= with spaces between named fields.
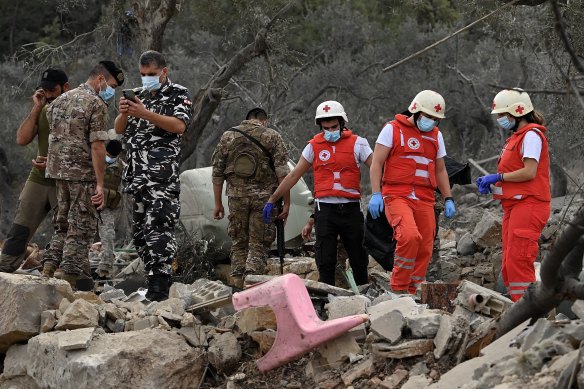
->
xmin=122 ymin=89 xmax=137 ymax=103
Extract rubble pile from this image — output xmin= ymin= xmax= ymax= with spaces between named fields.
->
xmin=2 ymin=193 xmax=584 ymax=388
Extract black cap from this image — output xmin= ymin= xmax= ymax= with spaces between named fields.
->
xmin=106 ymin=140 xmax=123 ymax=157
xmin=99 ymin=60 xmax=124 ymax=86
xmin=39 ymin=68 xmax=68 ymax=90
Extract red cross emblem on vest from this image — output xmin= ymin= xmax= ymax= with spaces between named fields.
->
xmin=323 ymin=105 xmax=331 ymax=112
xmin=434 ymin=104 xmax=442 ymax=113
xmin=515 ymin=105 xmax=524 ymax=115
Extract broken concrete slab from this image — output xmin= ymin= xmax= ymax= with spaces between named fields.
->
xmin=0 ymin=273 xmax=72 ymax=352
xmin=433 ymin=314 xmax=453 ymax=359
xmin=132 ymin=316 xmax=159 ymax=331
xmin=235 ymin=307 xmax=277 ymax=335
xmin=58 ymin=327 xmax=96 ymax=351
xmin=428 ymin=320 xmax=530 ymax=389
xmin=55 ymin=299 xmax=99 ymax=331
xmin=208 ymin=332 xmax=242 ymax=374
xmin=371 ymin=339 xmax=433 ymax=359
xmin=455 ymin=280 xmax=513 ymax=317
xmin=341 ymin=357 xmax=374 ymax=386
xmin=325 ymin=295 xmax=369 ymax=340
xmin=370 ymin=311 xmax=404 ymax=344
xmin=99 ymin=286 xmax=127 ymax=302
xmin=401 ymin=375 xmax=432 ymax=389
xmin=245 ymin=274 xmax=354 ymax=296
xmin=25 ymin=328 xmax=206 ymax=389
xmin=367 ymin=296 xmax=417 ymax=319
xmin=472 ymin=210 xmax=502 ymax=248
xmin=404 ymin=309 xmax=442 ymax=338
xmin=315 ymin=332 xmax=362 ymax=369
xmin=178 ymin=325 xmax=208 ymax=347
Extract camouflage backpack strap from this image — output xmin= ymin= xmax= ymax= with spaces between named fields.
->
xmin=226 ymin=128 xmax=276 ymax=173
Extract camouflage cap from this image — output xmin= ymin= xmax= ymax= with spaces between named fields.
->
xmin=99 ymin=60 xmax=124 ymax=86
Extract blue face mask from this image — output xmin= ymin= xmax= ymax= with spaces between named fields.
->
xmin=105 ymin=155 xmax=117 ymax=164
xmin=497 ymin=116 xmax=516 ymax=131
xmin=324 ymin=130 xmax=341 ymax=142
xmin=416 ymin=116 xmax=436 ymax=132
xmin=99 ymin=82 xmax=115 ymax=102
xmin=141 ymin=75 xmax=162 ymax=91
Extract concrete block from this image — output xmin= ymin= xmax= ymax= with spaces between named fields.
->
xmin=472 ymin=210 xmax=502 ymax=248
xmin=316 ymin=332 xmax=362 ymax=368
xmin=370 ymin=311 xmax=404 ymax=344
xmin=55 ymin=299 xmax=99 ymax=331
xmin=133 ymin=316 xmax=159 ymax=331
xmin=325 ymin=295 xmax=369 ymax=340
xmin=404 ymin=309 xmax=442 ymax=338
xmin=433 ymin=314 xmax=453 ymax=359
xmin=58 ymin=327 xmax=96 ymax=351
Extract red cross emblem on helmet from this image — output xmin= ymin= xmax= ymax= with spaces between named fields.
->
xmin=515 ymin=105 xmax=524 ymax=115
xmin=412 ymin=102 xmax=417 ymax=110
xmin=323 ymin=105 xmax=331 ymax=112
xmin=434 ymin=104 xmax=442 ymax=113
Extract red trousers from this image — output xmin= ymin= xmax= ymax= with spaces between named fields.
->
xmin=501 ymin=197 xmax=550 ymax=301
xmin=384 ymin=196 xmax=435 ymax=294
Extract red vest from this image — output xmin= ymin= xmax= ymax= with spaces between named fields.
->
xmin=309 ymin=130 xmax=361 ymax=199
xmin=382 ymin=114 xmax=439 ymax=202
xmin=493 ymin=123 xmax=550 ymax=202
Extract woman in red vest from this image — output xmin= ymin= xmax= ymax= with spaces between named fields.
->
xmin=369 ymin=90 xmax=456 ymax=294
xmin=476 ymin=89 xmax=550 ymax=302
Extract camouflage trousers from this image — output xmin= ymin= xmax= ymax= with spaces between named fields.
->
xmin=0 ymin=180 xmax=56 ymax=272
xmin=227 ymin=196 xmax=276 ymax=276
xmin=97 ymin=207 xmax=117 ymax=275
xmin=43 ymin=180 xmax=97 ymax=276
xmin=132 ymin=190 xmax=180 ymax=277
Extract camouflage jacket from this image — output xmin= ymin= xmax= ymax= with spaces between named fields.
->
xmin=123 ymin=79 xmax=193 ymax=197
xmin=46 ymin=83 xmax=109 ymax=181
xmin=211 ymin=120 xmax=290 ymax=197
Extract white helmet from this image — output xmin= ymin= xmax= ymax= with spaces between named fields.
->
xmin=315 ymin=100 xmax=349 ymax=125
xmin=491 ymin=88 xmax=533 ymax=117
xmin=408 ymin=90 xmax=446 ymax=119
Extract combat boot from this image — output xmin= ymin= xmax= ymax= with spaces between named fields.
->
xmin=61 ymin=273 xmax=94 ymax=291
xmin=42 ymin=263 xmax=56 ymax=278
xmin=146 ymin=274 xmax=170 ymax=302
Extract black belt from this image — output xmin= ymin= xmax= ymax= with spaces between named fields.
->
xmin=316 ymin=201 xmax=360 ymax=210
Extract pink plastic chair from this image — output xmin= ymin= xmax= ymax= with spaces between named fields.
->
xmin=232 ymin=273 xmax=369 ymax=372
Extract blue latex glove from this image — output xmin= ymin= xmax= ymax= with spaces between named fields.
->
xmin=476 ymin=173 xmax=503 ymax=195
xmin=262 ymin=202 xmax=274 ymax=224
xmin=444 ymin=199 xmax=456 ymax=219
xmin=368 ymin=192 xmax=384 ymax=219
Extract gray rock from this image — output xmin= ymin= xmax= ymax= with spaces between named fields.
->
xmin=380 ymin=368 xmax=408 ymax=389
xmin=472 ymin=211 xmax=502 ymax=248
xmin=371 ymin=339 xmax=433 ymax=359
xmin=341 ymin=357 xmax=374 ymax=386
xmin=133 ymin=316 xmax=159 ymax=331
xmin=179 ymin=325 xmax=208 ymax=347
xmin=3 ymin=344 xmax=29 ymax=378
xmin=55 ymin=299 xmax=99 ymax=331
xmin=58 ymin=327 xmax=96 ymax=350
xmin=315 ymin=332 xmax=362 ymax=368
xmin=457 ymin=233 xmax=477 ymax=256
xmin=401 ymin=375 xmax=432 ymax=389
xmin=99 ymin=287 xmax=127 ymax=302
xmin=25 ymin=329 xmax=207 ymax=389
xmin=208 ymin=332 xmax=241 ymax=374
xmin=0 ymin=273 xmax=72 ymax=352
xmin=40 ymin=310 xmax=57 ymax=333
xmin=433 ymin=314 xmax=453 ymax=359
xmin=236 ymin=307 xmax=277 ymax=335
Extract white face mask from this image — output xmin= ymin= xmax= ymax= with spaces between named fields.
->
xmin=105 ymin=155 xmax=117 ymax=164
xmin=141 ymin=74 xmax=162 ymax=91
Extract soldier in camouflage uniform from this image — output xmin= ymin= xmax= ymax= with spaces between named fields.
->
xmin=0 ymin=69 xmax=69 ymax=273
xmin=43 ymin=61 xmax=125 ymax=290
xmin=96 ymin=139 xmax=124 ymax=278
xmin=115 ymin=50 xmax=193 ymax=301
xmin=212 ymin=108 xmax=290 ymax=288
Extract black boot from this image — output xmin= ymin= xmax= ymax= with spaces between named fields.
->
xmin=146 ymin=274 xmax=170 ymax=302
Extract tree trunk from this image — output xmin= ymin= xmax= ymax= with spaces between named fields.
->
xmin=131 ymin=0 xmax=178 ymax=52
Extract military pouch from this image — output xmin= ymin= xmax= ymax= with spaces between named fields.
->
xmin=105 ymin=189 xmax=122 ymax=209
xmin=233 ymin=151 xmax=258 ymax=178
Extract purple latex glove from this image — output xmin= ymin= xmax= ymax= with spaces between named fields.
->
xmin=476 ymin=173 xmax=503 ymax=195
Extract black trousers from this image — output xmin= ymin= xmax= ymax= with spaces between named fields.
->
xmin=314 ymin=202 xmax=369 ymax=286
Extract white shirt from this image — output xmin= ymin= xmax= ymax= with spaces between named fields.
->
xmin=302 ymin=135 xmax=373 ymax=204
xmin=521 ymin=130 xmax=543 ymax=162
xmin=375 ymin=123 xmax=447 ymax=200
